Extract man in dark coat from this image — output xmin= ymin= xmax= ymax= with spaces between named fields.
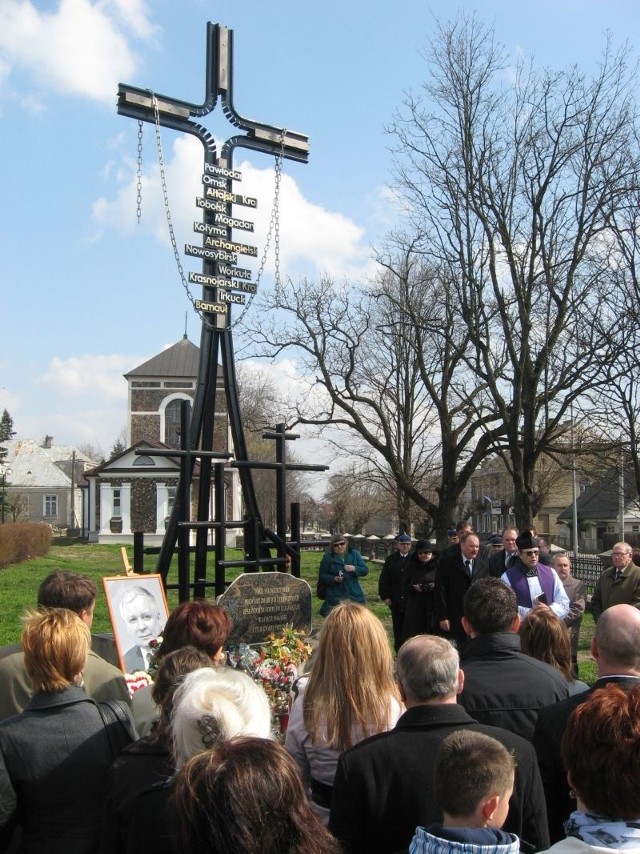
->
xmin=434 ymin=531 xmax=488 ymax=651
xmin=533 ymin=604 xmax=640 ymax=843
xmin=329 ymin=635 xmax=549 ymax=854
xmin=590 ymin=542 xmax=640 ymax=620
xmin=458 ymin=577 xmax=569 ymax=741
xmin=379 ymin=533 xmax=412 ymax=652
xmin=487 ymin=527 xmax=519 ymax=577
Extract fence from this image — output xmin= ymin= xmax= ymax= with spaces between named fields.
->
xmin=571 ymin=553 xmax=607 ymax=597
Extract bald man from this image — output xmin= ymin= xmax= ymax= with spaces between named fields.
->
xmin=533 ymin=605 xmax=640 ymax=842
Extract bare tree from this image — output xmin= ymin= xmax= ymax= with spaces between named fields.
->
xmin=242 ymin=257 xmax=502 ymax=540
xmin=236 ymin=364 xmax=313 ymax=527
xmin=324 ymin=467 xmax=390 ymax=534
xmin=389 ymin=14 xmax=638 ymax=527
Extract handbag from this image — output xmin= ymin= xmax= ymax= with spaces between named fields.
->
xmin=96 ymin=698 xmax=137 ymax=759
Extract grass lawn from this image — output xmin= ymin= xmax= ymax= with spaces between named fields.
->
xmin=0 ymin=540 xmax=596 ymax=685
xmin=0 ymin=540 xmax=392 ymax=647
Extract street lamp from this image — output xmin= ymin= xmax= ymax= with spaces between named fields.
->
xmin=0 ymin=464 xmax=12 ymax=525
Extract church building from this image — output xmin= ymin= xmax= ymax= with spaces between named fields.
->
xmin=84 ymin=335 xmax=241 ymax=545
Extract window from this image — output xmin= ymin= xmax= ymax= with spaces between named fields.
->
xmin=44 ymin=495 xmax=58 ymax=517
xmin=112 ymin=489 xmax=121 ymax=517
xmin=167 ymin=486 xmax=176 ymax=514
xmin=165 ymin=399 xmax=191 ymax=448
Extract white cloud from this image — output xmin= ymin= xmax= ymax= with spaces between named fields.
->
xmin=0 ymin=0 xmax=156 ymax=106
xmin=39 ymin=353 xmax=141 ymax=400
xmin=92 ymin=135 xmax=375 ymax=280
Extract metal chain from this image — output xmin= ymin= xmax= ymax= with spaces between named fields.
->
xmin=136 ymin=121 xmax=143 ymax=223
xmin=148 ymin=89 xmax=284 ymax=330
xmin=229 ymin=129 xmax=285 ymax=327
xmin=148 ymin=91 xmax=212 ymax=326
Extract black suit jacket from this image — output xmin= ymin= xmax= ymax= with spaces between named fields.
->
xmin=434 ymin=553 xmax=489 ymax=649
xmin=329 ymin=703 xmax=549 ymax=854
xmin=488 ymin=550 xmax=516 ymax=577
xmin=533 ymin=675 xmax=640 ymax=843
xmin=459 ymin=632 xmax=569 ymax=742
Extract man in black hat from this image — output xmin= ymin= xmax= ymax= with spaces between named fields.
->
xmin=500 ymin=531 xmax=569 ymax=619
xmin=379 ymin=533 xmax=412 ymax=652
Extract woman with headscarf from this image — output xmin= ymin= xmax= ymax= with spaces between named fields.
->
xmin=403 ymin=539 xmax=439 ymax=642
xmin=546 ymin=683 xmax=640 ymax=852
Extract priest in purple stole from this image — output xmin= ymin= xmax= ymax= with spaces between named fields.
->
xmin=501 ymin=531 xmax=569 ymax=620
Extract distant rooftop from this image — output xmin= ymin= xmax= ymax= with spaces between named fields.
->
xmin=125 ymin=335 xmax=200 ymax=379
xmin=2 ymin=439 xmax=98 ymax=488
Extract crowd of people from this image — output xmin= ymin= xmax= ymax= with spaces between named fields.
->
xmin=0 ymin=527 xmax=639 ymax=853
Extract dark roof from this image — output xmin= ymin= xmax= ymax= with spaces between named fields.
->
xmin=125 ymin=335 xmax=200 ymax=379
xmin=557 ymin=469 xmax=638 ymax=522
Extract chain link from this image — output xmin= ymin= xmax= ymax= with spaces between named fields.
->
xmin=136 ymin=120 xmax=143 ymax=223
xmin=147 ymin=89 xmax=284 ymax=330
xmin=148 ymin=91 xmax=212 ymax=326
xmin=229 ymin=130 xmax=284 ymax=327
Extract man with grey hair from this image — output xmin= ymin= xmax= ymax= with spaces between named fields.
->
xmin=534 ymin=604 xmax=640 ymax=843
xmin=552 ymin=552 xmax=585 ymax=675
xmin=590 ymin=541 xmax=640 ymax=621
xmin=329 ymin=635 xmax=548 ymax=854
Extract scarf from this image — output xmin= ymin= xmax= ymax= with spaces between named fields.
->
xmin=565 ymin=811 xmax=640 ymax=849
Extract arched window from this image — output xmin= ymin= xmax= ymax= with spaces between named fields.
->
xmin=164 ymin=399 xmax=191 ymax=448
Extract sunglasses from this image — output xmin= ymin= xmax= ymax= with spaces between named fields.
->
xmin=522 ymin=549 xmax=539 ymax=556
xmin=333 ymin=542 xmax=346 ymax=547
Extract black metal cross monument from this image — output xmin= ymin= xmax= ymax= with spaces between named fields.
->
xmin=118 ymin=23 xmax=320 ymax=598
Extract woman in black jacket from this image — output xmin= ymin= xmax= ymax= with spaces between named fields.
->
xmin=0 ymin=608 xmax=135 ymax=853
xmin=403 ymin=540 xmax=439 ymax=642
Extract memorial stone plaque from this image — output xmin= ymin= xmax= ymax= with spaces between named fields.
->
xmin=218 ymin=572 xmax=312 ymax=644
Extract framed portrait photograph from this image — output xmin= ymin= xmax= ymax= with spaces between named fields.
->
xmin=103 ymin=575 xmax=170 ymax=674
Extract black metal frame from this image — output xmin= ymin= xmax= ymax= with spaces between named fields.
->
xmin=118 ymin=23 xmax=325 ymax=599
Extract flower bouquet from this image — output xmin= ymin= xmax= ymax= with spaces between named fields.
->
xmin=252 ymin=625 xmax=313 ymax=722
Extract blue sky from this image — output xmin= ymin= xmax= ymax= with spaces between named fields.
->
xmin=1 ymin=0 xmax=638 ymax=465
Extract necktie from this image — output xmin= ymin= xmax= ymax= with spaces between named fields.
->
xmin=465 ymin=559 xmax=472 ymax=576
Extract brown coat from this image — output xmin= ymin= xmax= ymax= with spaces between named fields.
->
xmin=590 ymin=562 xmax=640 ymax=621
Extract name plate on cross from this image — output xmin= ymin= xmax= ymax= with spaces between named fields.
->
xmin=117 ymin=21 xmax=308 ymax=330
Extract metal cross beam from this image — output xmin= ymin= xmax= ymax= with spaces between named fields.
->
xmin=117 ymin=23 xmax=310 ymax=595
xmin=117 ymin=23 xmax=309 ymax=165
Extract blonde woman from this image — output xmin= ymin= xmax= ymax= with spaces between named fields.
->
xmin=285 ymin=602 xmax=402 ymax=825
xmin=0 ymin=609 xmax=134 ymax=852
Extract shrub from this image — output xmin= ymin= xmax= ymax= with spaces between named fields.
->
xmin=0 ymin=523 xmax=51 ymax=569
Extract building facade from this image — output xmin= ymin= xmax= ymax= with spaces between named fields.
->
xmin=85 ymin=335 xmax=241 ymax=545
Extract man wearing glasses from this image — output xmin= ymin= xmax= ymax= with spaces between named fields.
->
xmin=500 ymin=530 xmax=569 ymax=620
xmin=591 ymin=543 xmax=640 ymax=621
xmin=487 ymin=528 xmax=519 ymax=577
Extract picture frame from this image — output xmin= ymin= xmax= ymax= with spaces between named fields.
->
xmin=103 ymin=574 xmax=170 ymax=674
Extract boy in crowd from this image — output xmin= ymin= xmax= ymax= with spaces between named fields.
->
xmin=409 ymin=730 xmax=519 ymax=854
